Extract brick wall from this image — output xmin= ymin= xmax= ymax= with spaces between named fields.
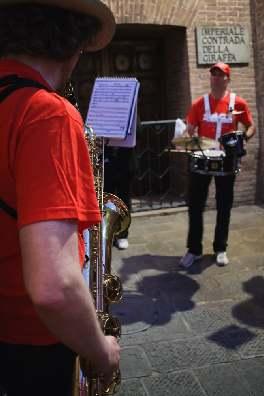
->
xmin=104 ymin=1 xmax=200 ymax=26
xmin=252 ymin=0 xmax=264 ymax=202
xmin=103 ymin=0 xmax=260 ymax=207
xmin=186 ymin=0 xmax=258 ymax=207
xmin=165 ymin=28 xmax=191 ymax=119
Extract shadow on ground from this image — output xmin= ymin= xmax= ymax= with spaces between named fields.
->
xmin=232 ymin=276 xmax=264 ymax=329
xmin=207 ymin=276 xmax=264 ymax=350
xmin=112 ymin=254 xmax=203 ymax=328
xmin=114 ymin=255 xmax=264 ymax=350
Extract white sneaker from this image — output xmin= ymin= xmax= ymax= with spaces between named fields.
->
xmin=179 ymin=252 xmax=202 ymax=269
xmin=216 ymin=251 xmax=229 ymax=266
xmin=116 ymin=238 xmax=129 ymax=250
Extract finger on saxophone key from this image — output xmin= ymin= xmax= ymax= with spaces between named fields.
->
xmin=104 ymin=335 xmax=121 ymax=370
xmin=100 ymin=336 xmax=120 ymax=389
xmin=81 ymin=335 xmax=120 ymax=387
xmin=99 ymin=335 xmax=120 ymax=389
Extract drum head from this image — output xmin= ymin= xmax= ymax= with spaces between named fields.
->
xmin=192 ymin=149 xmax=225 ymax=158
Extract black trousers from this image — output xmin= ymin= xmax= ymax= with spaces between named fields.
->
xmin=104 ymin=147 xmax=133 ymax=239
xmin=187 ymin=172 xmax=236 ymax=255
xmin=0 ymin=342 xmax=76 ymax=396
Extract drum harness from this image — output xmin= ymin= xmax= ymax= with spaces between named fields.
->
xmin=203 ymin=92 xmax=236 ymax=140
xmin=200 ymin=92 xmax=236 ymax=159
xmin=0 ymin=74 xmax=49 ymax=220
xmin=188 ymin=92 xmax=245 ymax=176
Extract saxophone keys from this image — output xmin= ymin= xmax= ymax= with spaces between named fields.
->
xmin=103 ymin=274 xmax=123 ymax=303
xmin=103 ymin=369 xmax=121 ymax=395
xmin=97 ymin=312 xmax=121 ymax=339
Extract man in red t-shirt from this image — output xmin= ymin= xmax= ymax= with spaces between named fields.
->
xmin=180 ymin=62 xmax=255 ymax=269
xmin=0 ymin=1 xmax=120 ymax=395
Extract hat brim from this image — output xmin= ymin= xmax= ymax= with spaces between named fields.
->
xmin=0 ymin=0 xmax=116 ymax=51
xmin=210 ymin=65 xmax=230 ymax=78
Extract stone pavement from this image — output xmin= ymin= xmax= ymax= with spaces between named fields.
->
xmin=111 ymin=205 xmax=264 ymax=396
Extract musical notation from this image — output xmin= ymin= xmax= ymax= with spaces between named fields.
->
xmin=86 ymin=77 xmax=140 ymax=147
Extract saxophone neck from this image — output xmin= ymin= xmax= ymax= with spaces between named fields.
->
xmin=63 ymin=81 xmax=79 ymax=110
xmin=84 ymin=126 xmax=105 ymax=210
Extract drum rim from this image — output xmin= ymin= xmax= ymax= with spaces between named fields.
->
xmin=190 ymin=169 xmax=238 ymax=176
xmin=190 ymin=150 xmax=226 ymax=159
xmin=222 ymin=130 xmax=244 ymax=137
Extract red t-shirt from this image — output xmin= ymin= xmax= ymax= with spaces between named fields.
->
xmin=186 ymin=92 xmax=253 ymax=139
xmin=0 ymin=60 xmax=101 ymax=345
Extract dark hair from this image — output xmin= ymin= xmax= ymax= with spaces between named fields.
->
xmin=0 ymin=4 xmax=102 ymax=61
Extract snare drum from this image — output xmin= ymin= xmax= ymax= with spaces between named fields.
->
xmin=219 ymin=131 xmax=246 ymax=157
xmin=189 ymin=149 xmax=239 ymax=176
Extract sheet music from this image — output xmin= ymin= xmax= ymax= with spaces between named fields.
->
xmin=108 ymin=107 xmax=137 ymax=148
xmin=108 ymin=82 xmax=139 ymax=147
xmin=86 ymin=77 xmax=140 ymax=147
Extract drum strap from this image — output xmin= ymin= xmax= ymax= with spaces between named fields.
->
xmin=203 ymin=93 xmax=236 ymax=141
xmin=0 ymin=75 xmax=49 ymax=220
xmin=229 ymin=92 xmax=236 ymax=112
xmin=203 ymin=94 xmax=210 ymax=114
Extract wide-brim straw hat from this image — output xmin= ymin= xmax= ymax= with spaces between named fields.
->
xmin=0 ymin=0 xmax=116 ymax=51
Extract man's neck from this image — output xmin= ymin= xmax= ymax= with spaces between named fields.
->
xmin=211 ymin=89 xmax=228 ymax=100
xmin=2 ymin=54 xmax=64 ymax=91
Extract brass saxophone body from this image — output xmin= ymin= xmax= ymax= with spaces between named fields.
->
xmin=74 ymin=127 xmax=130 ymax=396
xmin=64 ymin=83 xmax=130 ymax=395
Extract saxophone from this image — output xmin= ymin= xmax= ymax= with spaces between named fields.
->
xmin=66 ymin=83 xmax=131 ymax=395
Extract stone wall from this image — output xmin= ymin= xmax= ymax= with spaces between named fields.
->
xmin=103 ymin=0 xmax=260 ymax=207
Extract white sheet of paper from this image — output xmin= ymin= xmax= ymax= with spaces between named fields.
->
xmin=108 ymin=83 xmax=139 ymax=147
xmin=108 ymin=108 xmax=137 ymax=148
xmin=86 ymin=78 xmax=139 ymax=140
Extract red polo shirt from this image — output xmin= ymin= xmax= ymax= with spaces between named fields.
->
xmin=0 ymin=59 xmax=101 ymax=345
xmin=186 ymin=92 xmax=253 ymax=139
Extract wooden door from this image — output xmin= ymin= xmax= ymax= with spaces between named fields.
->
xmin=72 ymin=38 xmax=183 ymax=210
xmin=106 ymin=40 xmax=164 ymax=121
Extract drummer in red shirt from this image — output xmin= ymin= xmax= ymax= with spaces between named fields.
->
xmin=180 ymin=62 xmax=255 ymax=269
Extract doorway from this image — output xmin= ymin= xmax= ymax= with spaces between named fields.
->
xmin=73 ymin=25 xmax=190 ymax=211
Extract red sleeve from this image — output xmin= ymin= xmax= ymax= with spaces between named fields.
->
xmin=186 ymin=96 xmax=204 ymax=126
xmin=14 ymin=95 xmax=101 ymax=230
xmin=235 ymin=96 xmax=254 ymax=127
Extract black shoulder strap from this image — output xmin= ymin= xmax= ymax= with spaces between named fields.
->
xmin=0 ymin=75 xmax=48 ymax=103
xmin=0 ymin=75 xmax=50 ymax=220
xmin=0 ymin=199 xmax=17 ymax=219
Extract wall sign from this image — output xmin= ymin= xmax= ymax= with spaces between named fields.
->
xmin=196 ymin=26 xmax=250 ymax=64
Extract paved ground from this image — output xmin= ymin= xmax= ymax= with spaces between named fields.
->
xmin=111 ymin=205 xmax=264 ymax=396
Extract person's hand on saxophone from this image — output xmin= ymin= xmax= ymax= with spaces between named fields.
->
xmin=81 ymin=334 xmax=120 ymax=390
